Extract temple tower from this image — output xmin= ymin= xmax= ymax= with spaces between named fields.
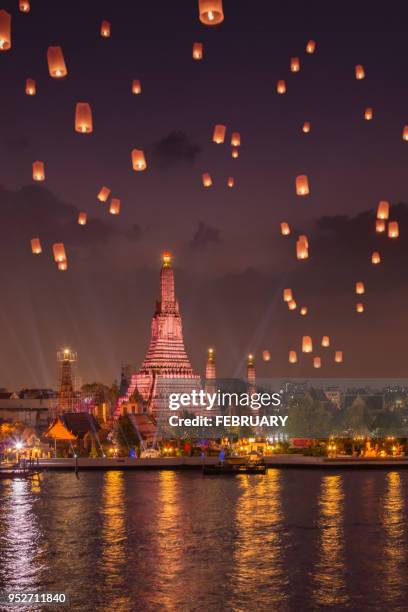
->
xmin=57 ymin=349 xmax=77 ymax=413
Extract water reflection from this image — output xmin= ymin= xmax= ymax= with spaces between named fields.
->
xmin=382 ymin=471 xmax=405 ymax=603
xmin=313 ymin=475 xmax=348 ymax=607
xmin=231 ymin=470 xmax=287 ymax=608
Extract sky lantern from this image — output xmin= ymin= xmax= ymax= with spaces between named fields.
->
xmin=0 ymin=10 xmax=11 ymax=51
xmin=58 ymin=261 xmax=68 ymax=271
xmin=313 ymin=356 xmax=321 ymax=369
xmin=277 ymin=80 xmax=286 ymax=94
xmin=296 ymin=237 xmax=309 ymax=260
xmin=375 ymin=219 xmax=385 ymax=233
xmin=97 ymin=186 xmax=110 ymax=202
xmin=109 ymin=198 xmax=120 ymax=214
xmin=198 ymin=0 xmax=224 ymax=25
xmin=100 ymin=20 xmax=111 ymax=37
xmin=355 ymin=281 xmax=365 ymax=295
xmin=132 ymin=79 xmax=142 ymax=94
xmin=19 ymin=0 xmax=30 ymax=12
xmin=321 ymin=335 xmax=330 ymax=347
xmin=403 ymin=125 xmax=408 ymax=141
xmin=334 ymin=351 xmax=343 ymax=363
xmin=280 ymin=222 xmax=290 ymax=236
xmin=283 ymin=288 xmax=293 ymax=302
xmin=289 ymin=350 xmax=297 ymax=364
xmin=364 ymin=107 xmax=373 ymax=121
xmin=25 ymin=79 xmax=36 ymax=96
xmin=192 ymin=42 xmax=203 ymax=60
xmin=296 ymin=174 xmax=310 ymax=196
xmin=212 ymin=124 xmax=226 ymax=144
xmin=78 ymin=212 xmax=87 ymax=226
xmin=302 ymin=121 xmax=311 ymax=134
xmin=355 ymin=64 xmax=365 ymax=80
xmin=388 ymin=221 xmax=399 ymax=238
xmin=53 ymin=243 xmax=66 ymax=263
xmin=356 ymin=302 xmax=364 ymax=313
xmin=227 ymin=177 xmax=234 ymax=188
xmin=371 ymin=251 xmax=381 ymax=265
xmin=288 ymin=299 xmax=297 ymax=310
xmin=202 ymin=173 xmax=212 ymax=187
xmin=30 ymin=238 xmax=42 ymax=255
xmin=32 ymin=161 xmax=45 ymax=181
xmin=306 ymin=39 xmax=316 ymax=54
xmin=290 ymin=57 xmax=300 ymax=72
xmin=132 ymin=149 xmax=147 ymax=171
xmin=231 ymin=148 xmax=239 ymax=159
xmin=302 ymin=336 xmax=313 ymax=353
xmin=231 ymin=132 xmax=241 ymax=147
xmin=262 ymin=350 xmax=271 ymax=362
xmin=75 ymin=103 xmax=93 ymax=133
xmin=47 ymin=46 xmax=68 ymax=78
xmin=376 ymin=200 xmax=389 ymax=220
xmin=300 ymin=306 xmax=308 ymax=316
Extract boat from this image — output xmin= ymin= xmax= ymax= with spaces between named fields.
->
xmin=203 ymin=457 xmax=267 ymax=475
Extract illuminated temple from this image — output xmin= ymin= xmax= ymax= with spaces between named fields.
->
xmin=116 ymin=252 xmax=201 ymax=421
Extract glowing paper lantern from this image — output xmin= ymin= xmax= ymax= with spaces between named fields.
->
xmin=0 ymin=10 xmax=11 ymax=51
xmin=262 ymin=350 xmax=271 ymax=362
xmin=334 ymin=351 xmax=343 ymax=363
xmin=19 ymin=0 xmax=30 ymax=12
xmin=321 ymin=336 xmax=330 ymax=348
xmin=32 ymin=161 xmax=45 ymax=181
xmin=300 ymin=306 xmax=308 ymax=316
xmin=388 ymin=221 xmax=399 ymax=238
xmin=213 ymin=124 xmax=226 ymax=144
xmin=302 ymin=336 xmax=313 ymax=353
xmin=30 ymin=238 xmax=42 ymax=255
xmin=231 ymin=132 xmax=241 ymax=147
xmin=296 ymin=175 xmax=310 ymax=196
xmin=306 ymin=40 xmax=316 ymax=54
xmin=283 ymin=288 xmax=293 ymax=302
xmin=75 ymin=103 xmax=93 ymax=133
xmin=355 ymin=64 xmax=365 ymax=80
xmin=356 ymin=303 xmax=364 ymax=313
xmin=364 ymin=107 xmax=373 ymax=121
xmin=58 ymin=261 xmax=67 ymax=271
xmin=198 ymin=0 xmax=224 ymax=25
xmin=53 ymin=243 xmax=66 ymax=263
xmin=355 ymin=281 xmax=365 ymax=295
xmin=289 ymin=350 xmax=297 ymax=364
xmin=298 ymin=234 xmax=309 ymax=248
xmin=78 ymin=212 xmax=87 ymax=226
xmin=100 ymin=20 xmax=111 ymax=38
xmin=132 ymin=79 xmax=142 ymax=94
xmin=231 ymin=148 xmax=239 ymax=159
xmin=192 ymin=42 xmax=203 ymax=60
xmin=47 ymin=46 xmax=68 ymax=78
xmin=313 ymin=357 xmax=321 ymax=369
xmin=376 ymin=219 xmax=385 ymax=233
xmin=132 ymin=149 xmax=147 ymax=171
xmin=202 ymin=173 xmax=212 ymax=187
xmin=277 ymin=80 xmax=286 ymax=94
xmin=227 ymin=177 xmax=234 ymax=188
xmin=296 ymin=239 xmax=309 ymax=260
xmin=403 ymin=125 xmax=408 ymax=141
xmin=109 ymin=198 xmax=120 ymax=215
xmin=371 ymin=251 xmax=381 ymax=265
xmin=280 ymin=222 xmax=290 ymax=236
xmin=302 ymin=121 xmax=311 ymax=134
xmin=25 ymin=79 xmax=36 ymax=96
xmin=97 ymin=186 xmax=110 ymax=202
xmin=288 ymin=299 xmax=297 ymax=311
xmin=290 ymin=57 xmax=300 ymax=72
xmin=376 ymin=200 xmax=389 ymax=220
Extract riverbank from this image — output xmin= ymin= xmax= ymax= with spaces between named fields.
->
xmin=9 ymin=454 xmax=408 ymax=471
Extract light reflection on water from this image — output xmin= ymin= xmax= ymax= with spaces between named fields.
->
xmin=0 ymin=470 xmax=408 ymax=611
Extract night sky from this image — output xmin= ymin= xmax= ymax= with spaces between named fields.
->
xmin=1 ymin=0 xmax=408 ymax=389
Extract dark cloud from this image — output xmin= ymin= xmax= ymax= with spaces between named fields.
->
xmin=150 ymin=131 xmax=201 ymax=168
xmin=189 ymin=221 xmax=221 ymax=249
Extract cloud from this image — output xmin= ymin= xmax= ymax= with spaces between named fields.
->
xmin=189 ymin=221 xmax=221 ymax=249
xmin=150 ymin=131 xmax=201 ymax=168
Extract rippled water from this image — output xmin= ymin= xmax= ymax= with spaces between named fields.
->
xmin=1 ymin=469 xmax=408 ymax=611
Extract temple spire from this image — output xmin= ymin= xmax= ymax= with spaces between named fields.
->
xmin=206 ymin=348 xmax=216 ymax=380
xmin=159 ymin=251 xmax=175 ymax=311
xmin=247 ymin=353 xmax=256 ymax=385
